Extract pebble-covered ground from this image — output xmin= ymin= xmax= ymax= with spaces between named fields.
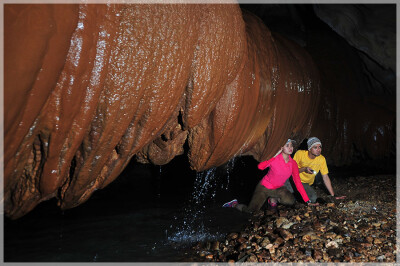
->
xmin=188 ymin=174 xmax=397 ymax=263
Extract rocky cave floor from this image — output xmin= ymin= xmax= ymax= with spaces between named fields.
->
xmin=186 ymin=174 xmax=397 ymax=263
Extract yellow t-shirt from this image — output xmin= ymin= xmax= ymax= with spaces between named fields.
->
xmin=293 ymin=150 xmax=329 ymax=185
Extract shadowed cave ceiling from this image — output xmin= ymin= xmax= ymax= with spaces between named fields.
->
xmin=4 ymin=3 xmax=396 ymax=219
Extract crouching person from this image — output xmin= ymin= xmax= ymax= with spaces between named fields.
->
xmin=223 ymin=139 xmax=312 ymax=214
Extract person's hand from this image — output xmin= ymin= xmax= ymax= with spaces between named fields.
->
xmin=334 ymin=195 xmax=346 ymax=200
xmin=306 ymin=167 xmax=313 ymax=174
xmin=329 ymin=195 xmax=346 ymax=200
xmin=307 ymin=200 xmax=319 ymax=206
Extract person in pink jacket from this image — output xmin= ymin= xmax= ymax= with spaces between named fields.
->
xmin=223 ymin=139 xmax=314 ymax=213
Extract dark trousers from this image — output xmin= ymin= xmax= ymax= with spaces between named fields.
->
xmin=284 ymin=178 xmax=318 ymax=203
xmin=236 ymin=183 xmax=295 ymax=213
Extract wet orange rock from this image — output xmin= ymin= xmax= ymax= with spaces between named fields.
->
xmin=4 ymin=4 xmax=395 ymax=219
xmin=4 ymin=4 xmax=320 ymax=219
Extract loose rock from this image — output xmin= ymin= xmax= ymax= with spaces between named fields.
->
xmin=190 ymin=175 xmax=396 ymax=263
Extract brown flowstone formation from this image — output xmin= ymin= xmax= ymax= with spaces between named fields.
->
xmin=4 ymin=4 xmax=393 ymax=219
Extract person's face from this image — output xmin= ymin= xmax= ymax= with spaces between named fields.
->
xmin=310 ymin=144 xmax=322 ymax=157
xmin=282 ymin=142 xmax=294 ymax=155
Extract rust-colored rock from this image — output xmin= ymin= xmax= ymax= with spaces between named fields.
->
xmin=4 ymin=4 xmax=394 ymax=219
xmin=4 ymin=4 xmax=320 ymax=219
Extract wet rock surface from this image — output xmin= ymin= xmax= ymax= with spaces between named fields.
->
xmin=4 ymin=4 xmax=319 ymax=219
xmin=5 ymin=4 xmax=395 ymax=219
xmin=187 ymin=174 xmax=396 ymax=262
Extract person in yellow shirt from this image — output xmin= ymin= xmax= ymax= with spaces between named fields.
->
xmin=285 ymin=137 xmax=346 ymax=203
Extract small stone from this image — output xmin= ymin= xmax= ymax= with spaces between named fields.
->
xmin=212 ymin=241 xmax=220 ymax=251
xmin=238 ymin=252 xmax=248 ymax=261
xmin=323 ymin=251 xmax=330 ymax=261
xmin=273 ymin=237 xmax=284 ymax=248
xmin=325 ymin=232 xmax=337 ymax=239
xmin=246 ymin=253 xmax=258 ymax=262
xmin=251 ymin=242 xmax=259 ymax=251
xmin=278 ymin=229 xmax=293 ymax=240
xmin=282 ymin=222 xmax=295 ymax=229
xmin=275 ymin=217 xmax=289 ymax=228
xmin=260 ymin=237 xmax=271 ymax=248
xmin=310 ymin=234 xmax=322 ymax=241
xmin=365 ymin=236 xmax=374 ymax=243
xmin=327 ymin=248 xmax=342 ymax=258
xmin=256 ymin=250 xmax=269 ymax=261
xmin=381 ymin=223 xmax=390 ymax=229
xmin=279 ymin=210 xmax=288 ymax=217
xmin=268 ymin=246 xmax=275 ymax=254
xmin=237 ymin=237 xmax=247 ymax=244
xmin=253 ymin=234 xmax=262 ymax=240
xmin=238 ymin=243 xmax=247 ymax=251
xmin=384 ymin=252 xmax=393 ymax=259
xmin=326 ymin=240 xmax=339 ymax=249
xmin=240 ymin=231 xmax=249 ymax=238
xmin=227 ymin=232 xmax=238 ymax=240
xmin=305 ymin=249 xmax=312 ymax=257
xmin=361 ymin=243 xmax=372 ymax=248
xmin=372 ymin=222 xmax=381 ymax=228
xmin=313 ymin=249 xmax=323 ymax=260
xmin=302 ymin=232 xmax=314 ymax=242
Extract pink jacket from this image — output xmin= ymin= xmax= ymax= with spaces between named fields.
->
xmin=258 ymin=153 xmax=310 ymax=202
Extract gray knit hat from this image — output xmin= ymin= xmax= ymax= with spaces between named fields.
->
xmin=307 ymin=137 xmax=321 ymax=150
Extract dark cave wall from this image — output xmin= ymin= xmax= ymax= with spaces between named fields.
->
xmin=241 ymin=4 xmax=396 ymax=165
xmin=305 ymin=21 xmax=395 ymax=166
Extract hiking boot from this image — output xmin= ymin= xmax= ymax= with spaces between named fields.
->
xmin=222 ymin=199 xmax=238 ymax=208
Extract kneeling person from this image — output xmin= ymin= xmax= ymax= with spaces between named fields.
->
xmin=223 ymin=139 xmax=311 ymax=214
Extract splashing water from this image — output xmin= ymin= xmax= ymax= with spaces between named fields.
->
xmin=167 ymin=168 xmax=224 ymax=244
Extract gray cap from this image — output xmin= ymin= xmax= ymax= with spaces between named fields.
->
xmin=307 ymin=137 xmax=322 ymax=150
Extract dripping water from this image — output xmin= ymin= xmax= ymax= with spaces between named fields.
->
xmin=223 ymin=157 xmax=237 ymax=190
xmin=58 ymin=211 xmax=65 ymax=252
xmin=166 ymin=168 xmax=224 ymax=244
xmin=157 ymin=165 xmax=162 ymax=199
